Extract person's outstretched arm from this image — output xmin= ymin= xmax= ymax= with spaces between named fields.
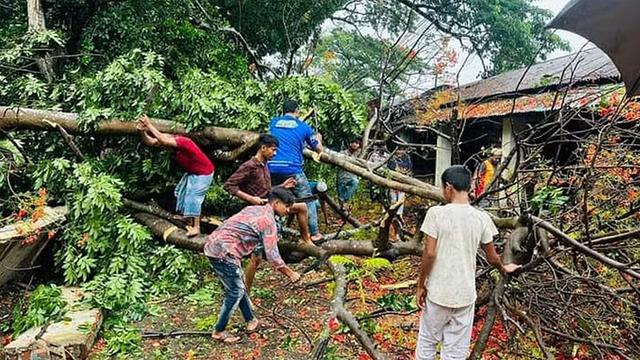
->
xmin=137 ymin=117 xmax=159 ymax=146
xmin=139 ymin=129 xmax=159 ymax=146
xmin=138 ymin=114 xmax=176 ymax=148
xmin=260 ymin=216 xmax=301 ymax=282
xmin=481 ymin=242 xmax=521 ymax=274
xmin=313 ymin=132 xmax=323 ymax=153
xmin=304 ymin=124 xmax=323 ymax=154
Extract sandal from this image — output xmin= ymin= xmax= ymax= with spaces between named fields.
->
xmin=246 ymin=319 xmax=260 ymax=333
xmin=211 ymin=331 xmax=242 ymax=344
xmin=185 ymin=226 xmax=200 ymax=238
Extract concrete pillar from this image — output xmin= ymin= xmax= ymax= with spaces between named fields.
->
xmin=500 ymin=119 xmax=523 ymax=208
xmin=501 ymin=119 xmax=518 ymax=176
xmin=435 ymin=135 xmax=452 ymax=187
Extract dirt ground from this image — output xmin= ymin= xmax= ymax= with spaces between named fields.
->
xmin=126 ymin=256 xmax=421 ymax=360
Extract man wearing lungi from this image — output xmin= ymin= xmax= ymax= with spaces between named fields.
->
xmin=137 ymin=115 xmax=214 ymax=236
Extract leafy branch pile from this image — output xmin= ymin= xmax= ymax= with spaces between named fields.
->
xmin=11 ymin=284 xmax=67 ymax=337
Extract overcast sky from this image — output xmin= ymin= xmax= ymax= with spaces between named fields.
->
xmin=455 ymin=0 xmax=591 ymax=85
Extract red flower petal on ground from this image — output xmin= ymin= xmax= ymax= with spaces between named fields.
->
xmin=2 ymin=335 xmax=12 ymax=346
xmin=332 ymin=333 xmax=346 ymax=342
xmin=310 ymin=321 xmax=323 ymax=332
xmin=328 ymin=317 xmax=340 ymax=332
xmin=16 ymin=209 xmax=27 ymax=220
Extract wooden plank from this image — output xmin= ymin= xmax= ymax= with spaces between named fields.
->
xmin=0 ymin=206 xmax=67 ymax=242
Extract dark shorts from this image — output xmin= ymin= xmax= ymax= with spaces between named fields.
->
xmin=270 ymin=173 xmax=297 ymax=200
xmin=270 ymin=172 xmax=294 ymax=186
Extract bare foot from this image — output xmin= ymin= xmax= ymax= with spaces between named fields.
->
xmin=246 ymin=319 xmax=260 ymax=333
xmin=310 ymin=234 xmax=324 ymax=243
xmin=185 ymin=226 xmax=199 ymax=237
xmin=212 ymin=331 xmax=241 ymax=343
xmin=299 ymin=239 xmax=316 ymax=247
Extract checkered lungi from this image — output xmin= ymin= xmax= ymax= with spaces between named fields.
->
xmin=175 ymin=172 xmax=213 ymax=217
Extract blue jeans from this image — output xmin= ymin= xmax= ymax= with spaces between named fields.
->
xmin=210 ymin=258 xmax=255 ymax=332
xmin=389 ymin=189 xmax=405 ymax=216
xmin=337 ymin=176 xmax=359 ymax=202
xmin=292 ymin=173 xmax=320 ymax=236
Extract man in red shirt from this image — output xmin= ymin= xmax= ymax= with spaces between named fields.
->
xmin=137 ymin=115 xmax=214 ymax=236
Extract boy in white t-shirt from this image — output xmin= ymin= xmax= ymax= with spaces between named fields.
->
xmin=415 ymin=165 xmax=520 ymax=360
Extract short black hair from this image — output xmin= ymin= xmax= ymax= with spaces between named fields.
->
xmin=350 ymin=137 xmax=362 ymax=144
xmin=283 ymin=99 xmax=299 ymax=114
xmin=258 ymin=133 xmax=279 ymax=148
xmin=441 ymin=165 xmax=471 ymax=191
xmin=269 ymin=187 xmax=295 ymax=205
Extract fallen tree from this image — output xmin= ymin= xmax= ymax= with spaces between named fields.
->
xmin=0 ymin=106 xmax=443 ymax=202
xmin=0 ymin=106 xmax=258 ymax=161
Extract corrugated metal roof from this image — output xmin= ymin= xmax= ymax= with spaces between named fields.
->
xmin=390 ymin=48 xmax=625 ymax=124
xmin=415 ymin=84 xmax=634 ymax=123
xmin=455 ymin=47 xmax=620 ymax=102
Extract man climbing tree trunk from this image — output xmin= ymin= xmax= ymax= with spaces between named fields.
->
xmin=137 ymin=115 xmax=214 ymax=236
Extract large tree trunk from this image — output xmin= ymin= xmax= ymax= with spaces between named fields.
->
xmin=0 ymin=106 xmax=257 ymax=148
xmin=26 ymin=0 xmax=55 ymax=82
xmin=0 ymin=106 xmax=259 ymax=161
xmin=133 ymin=212 xmax=422 ymax=260
xmin=0 ymin=106 xmax=443 ymax=201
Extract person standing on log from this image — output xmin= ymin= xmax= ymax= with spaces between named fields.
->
xmin=137 ymin=115 xmax=214 ymax=237
xmin=336 ymin=137 xmax=362 ymax=210
xmin=415 ymin=165 xmax=520 ymax=360
xmin=268 ymin=99 xmax=324 ymax=242
xmin=204 ymin=187 xmax=301 ymax=343
xmin=223 ymin=133 xmax=314 ymax=292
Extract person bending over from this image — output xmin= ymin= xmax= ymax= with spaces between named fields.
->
xmin=203 ymin=187 xmax=301 ymax=343
xmin=137 ymin=115 xmax=214 ymax=236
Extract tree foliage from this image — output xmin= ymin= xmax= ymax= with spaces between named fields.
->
xmin=213 ymin=0 xmax=348 ymax=57
xmin=312 ymin=29 xmax=430 ymax=102
xmin=388 ymin=0 xmax=570 ymax=75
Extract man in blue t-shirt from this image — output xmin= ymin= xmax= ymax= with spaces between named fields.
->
xmin=268 ymin=99 xmax=324 ymax=242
